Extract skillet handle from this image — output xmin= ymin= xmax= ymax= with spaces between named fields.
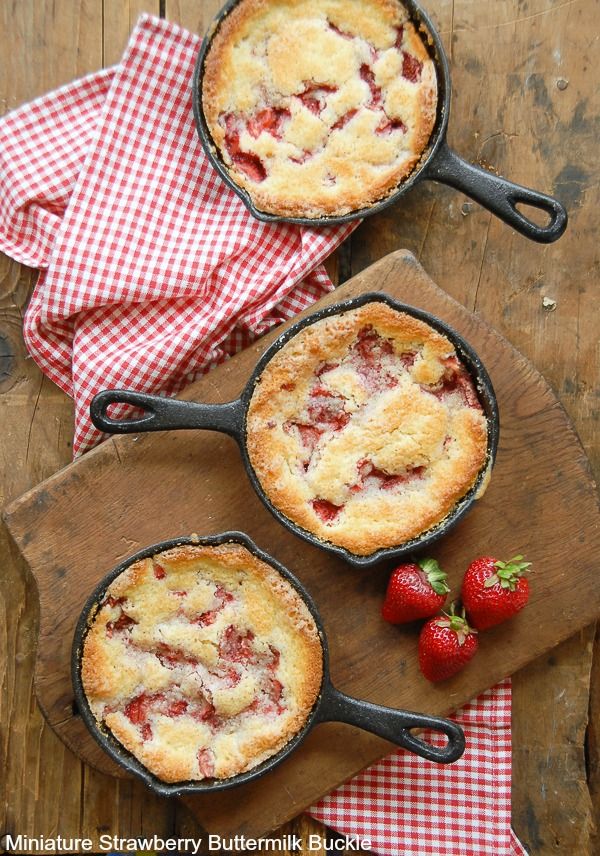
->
xmin=424 ymin=140 xmax=567 ymax=244
xmin=318 ymin=685 xmax=465 ymax=764
xmin=90 ymin=389 xmax=244 ymax=440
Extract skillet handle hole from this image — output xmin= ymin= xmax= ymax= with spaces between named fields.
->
xmin=105 ymin=402 xmax=148 ymax=422
xmin=515 ymin=201 xmax=553 ymax=228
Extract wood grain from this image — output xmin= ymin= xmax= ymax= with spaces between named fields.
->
xmin=5 ymin=249 xmax=600 ymax=842
xmin=1 ymin=1 xmax=598 ymax=854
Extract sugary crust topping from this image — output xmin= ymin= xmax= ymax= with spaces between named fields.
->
xmin=246 ymin=303 xmax=489 ymax=555
xmin=202 ymin=0 xmax=437 ymax=217
xmin=81 ymin=543 xmax=323 ymax=783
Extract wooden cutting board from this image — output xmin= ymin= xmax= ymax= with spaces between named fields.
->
xmin=4 ymin=250 xmax=600 ymax=839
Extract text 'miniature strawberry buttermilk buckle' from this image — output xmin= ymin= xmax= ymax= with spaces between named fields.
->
xmin=192 ymin=0 xmax=567 ymax=242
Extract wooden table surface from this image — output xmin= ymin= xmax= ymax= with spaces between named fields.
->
xmin=0 ymin=2 xmax=598 ymax=855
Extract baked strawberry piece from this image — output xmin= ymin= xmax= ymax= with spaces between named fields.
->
xmin=81 ymin=543 xmax=322 ymax=782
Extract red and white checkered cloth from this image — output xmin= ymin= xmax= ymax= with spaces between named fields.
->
xmin=0 ymin=13 xmax=526 ymax=855
xmin=310 ymin=679 xmax=527 ymax=855
xmin=0 ymin=15 xmax=354 ymax=455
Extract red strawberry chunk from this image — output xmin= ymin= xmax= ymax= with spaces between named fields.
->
xmin=328 ymin=21 xmax=354 ymax=39
xmin=106 ymin=612 xmax=137 ymax=637
xmin=141 ymin=722 xmax=153 ymax=741
xmin=219 ymin=625 xmax=257 ymax=663
xmin=290 ymin=149 xmax=313 ymax=164
xmin=193 ymin=610 xmax=218 ymax=627
xmin=232 ymin=151 xmax=267 ymax=182
xmin=266 ymin=678 xmax=283 ymax=704
xmin=395 ymin=25 xmax=404 ymax=48
xmin=425 ymin=360 xmax=481 ymax=409
xmin=190 ymin=697 xmax=217 ymax=723
xmin=312 ymin=498 xmax=343 ymax=523
xmin=352 ymin=460 xmax=426 ymax=493
xmin=222 ymin=112 xmax=267 ymax=182
xmin=297 ymin=82 xmax=338 ymax=114
xmin=247 ymin=107 xmax=290 ymax=140
xmin=315 ymin=362 xmax=339 ymax=377
xmin=400 ymin=350 xmax=417 ymax=368
xmin=215 ymin=584 xmax=235 ymax=604
xmin=332 ymin=109 xmax=358 ymax=131
xmin=355 ymin=326 xmax=394 ymax=361
xmin=266 ymin=645 xmax=281 ymax=672
xmin=285 ymin=422 xmax=324 ymax=452
xmin=223 ymin=113 xmax=243 ymax=160
xmin=223 ymin=667 xmax=241 ymax=687
xmin=402 ymin=52 xmax=423 ymax=83
xmin=156 ymin=643 xmax=198 ymax=669
xmin=349 ymin=329 xmax=398 ymax=390
xmin=360 ymin=65 xmax=382 ymax=108
xmin=105 ymin=596 xmax=126 ymax=607
xmin=166 ymin=699 xmax=188 ymax=717
xmin=153 ymin=564 xmax=166 ymax=580
xmin=307 ymin=391 xmax=350 ymax=431
xmin=375 ymin=116 xmax=407 ymax=135
xmin=124 ymin=692 xmax=164 ymax=724
xmin=198 ymin=748 xmax=215 ymax=778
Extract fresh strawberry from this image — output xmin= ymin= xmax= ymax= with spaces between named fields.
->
xmin=418 ymin=605 xmax=478 ymax=682
xmin=381 ymin=558 xmax=449 ymax=624
xmin=461 ymin=555 xmax=531 ymax=630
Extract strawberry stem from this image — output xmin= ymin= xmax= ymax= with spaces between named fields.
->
xmin=418 ymin=557 xmax=450 ymax=596
xmin=490 ymin=556 xmax=531 ymax=591
xmin=436 ymin=602 xmax=476 ymax=645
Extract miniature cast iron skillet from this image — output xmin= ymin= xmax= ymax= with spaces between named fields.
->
xmin=90 ymin=292 xmax=499 ymax=568
xmin=72 ymin=532 xmax=465 ymax=796
xmin=191 ymin=0 xmax=567 ymax=243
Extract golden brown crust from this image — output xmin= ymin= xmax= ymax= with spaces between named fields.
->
xmin=246 ymin=302 xmax=489 ymax=555
xmin=202 ymin=0 xmax=437 ymax=217
xmin=81 ymin=542 xmax=323 ymax=783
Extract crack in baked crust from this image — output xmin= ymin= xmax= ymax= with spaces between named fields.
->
xmin=246 ymin=303 xmax=489 ymax=556
xmin=202 ymin=0 xmax=437 ymax=217
xmin=81 ymin=544 xmax=323 ymax=782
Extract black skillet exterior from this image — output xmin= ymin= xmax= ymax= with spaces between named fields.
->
xmin=90 ymin=292 xmax=500 ymax=568
xmin=191 ymin=0 xmax=567 ymax=242
xmin=71 ymin=533 xmax=465 ymax=798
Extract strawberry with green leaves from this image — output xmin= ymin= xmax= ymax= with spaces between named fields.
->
xmin=381 ymin=558 xmax=450 ymax=624
xmin=461 ymin=555 xmax=531 ymax=630
xmin=418 ymin=604 xmax=478 ymax=682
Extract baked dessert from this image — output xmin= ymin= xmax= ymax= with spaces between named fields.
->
xmin=81 ymin=542 xmax=323 ymax=782
xmin=202 ymin=0 xmax=437 ymax=217
xmin=246 ymin=301 xmax=489 ymax=556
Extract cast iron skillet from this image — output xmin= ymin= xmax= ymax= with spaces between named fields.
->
xmin=72 ymin=532 xmax=465 ymax=797
xmin=91 ymin=292 xmax=499 ymax=568
xmin=191 ymin=0 xmax=567 ymax=243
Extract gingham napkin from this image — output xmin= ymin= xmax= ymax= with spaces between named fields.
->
xmin=310 ymin=679 xmax=527 ymax=856
xmin=0 ymin=14 xmax=526 ymax=855
xmin=0 ymin=15 xmax=354 ymax=455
